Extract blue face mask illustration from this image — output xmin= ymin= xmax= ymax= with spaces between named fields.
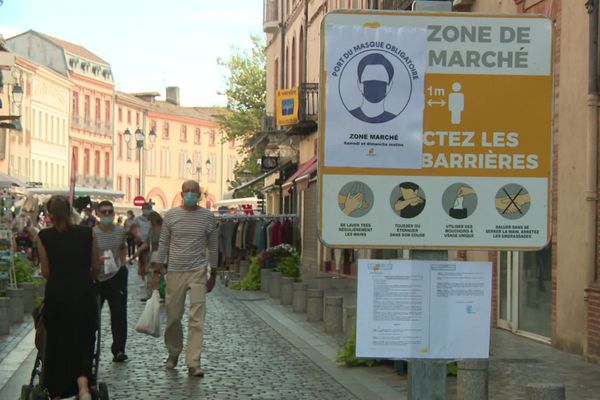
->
xmin=183 ymin=192 xmax=199 ymax=206
xmin=362 ymin=80 xmax=389 ymax=103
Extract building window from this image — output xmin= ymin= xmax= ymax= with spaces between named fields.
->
xmin=117 ymin=175 xmax=122 ymax=191
xmin=118 ymin=133 xmax=123 ymax=159
xmin=84 ymin=95 xmax=90 ymax=117
xmin=179 ymin=151 xmax=187 ymax=179
xmin=126 ymin=177 xmax=131 ymax=201
xmin=285 ymin=46 xmax=289 ymax=88
xmin=292 ymin=36 xmax=296 ymax=88
xmin=136 ymin=112 xmax=140 ymax=127
xmin=72 ymin=92 xmax=79 ymax=114
xmin=163 ymin=122 xmax=169 ymax=139
xmin=105 ymin=100 xmax=111 ymax=122
xmin=161 ymin=148 xmax=170 ymax=177
xmin=208 ymin=154 xmax=217 ymax=182
xmin=83 ymin=149 xmax=90 ymax=175
xmin=95 ymin=98 xmax=101 ymax=120
xmin=94 ymin=150 xmax=100 ymax=175
xmin=135 ymin=178 xmax=140 ymax=196
xmin=194 ymin=128 xmax=201 ymax=144
xmin=146 ymin=147 xmax=156 ymax=176
xmin=104 ymin=152 xmax=110 ymax=177
xmin=209 ymin=130 xmax=216 ymax=146
xmin=126 ymin=142 xmax=132 ymax=161
xmin=127 ymin=110 xmax=131 ymax=124
xmin=180 ymin=125 xmax=187 ymax=142
xmin=118 ymin=107 xmax=123 ymax=122
xmin=151 ymin=119 xmax=157 ymax=131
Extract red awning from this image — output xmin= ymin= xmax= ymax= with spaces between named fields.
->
xmin=282 ymin=155 xmax=317 ymax=195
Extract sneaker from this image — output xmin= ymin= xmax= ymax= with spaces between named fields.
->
xmin=188 ymin=366 xmax=204 ymax=377
xmin=112 ymin=352 xmax=128 ymax=362
xmin=165 ymin=355 xmax=179 ymax=369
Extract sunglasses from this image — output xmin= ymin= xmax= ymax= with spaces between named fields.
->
xmin=98 ymin=209 xmax=114 ymax=215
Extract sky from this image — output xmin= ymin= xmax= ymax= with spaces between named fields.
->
xmin=0 ymin=0 xmax=263 ymax=106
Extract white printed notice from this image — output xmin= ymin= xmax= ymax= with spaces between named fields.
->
xmin=356 ymin=259 xmax=492 ymax=359
xmin=323 ymin=25 xmax=426 ymax=169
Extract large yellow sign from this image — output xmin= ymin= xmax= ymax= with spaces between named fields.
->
xmin=319 ymin=11 xmax=553 ymax=250
xmin=276 ymin=88 xmax=299 ymax=126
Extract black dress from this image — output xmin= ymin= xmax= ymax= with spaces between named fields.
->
xmin=39 ymin=225 xmax=98 ymax=398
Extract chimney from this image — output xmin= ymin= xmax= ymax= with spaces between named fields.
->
xmin=165 ymin=86 xmax=180 ymax=106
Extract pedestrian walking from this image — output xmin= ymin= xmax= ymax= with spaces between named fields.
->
xmin=94 ymin=200 xmax=129 ymax=363
xmin=133 ymin=211 xmax=163 ymax=300
xmin=133 ymin=203 xmax=152 ymax=284
xmin=35 ymin=195 xmax=100 ymax=400
xmin=124 ymin=210 xmax=136 ymax=260
xmin=158 ymin=180 xmax=217 ymax=377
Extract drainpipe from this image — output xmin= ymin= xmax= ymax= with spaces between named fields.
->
xmin=303 ymin=0 xmax=308 ymax=85
xmin=584 ymin=0 xmax=599 ymax=357
xmin=280 ymin=0 xmax=286 ymax=89
xmin=586 ymin=0 xmax=599 ymax=287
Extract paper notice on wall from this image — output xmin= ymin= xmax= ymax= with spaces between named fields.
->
xmin=356 ymin=259 xmax=492 ymax=359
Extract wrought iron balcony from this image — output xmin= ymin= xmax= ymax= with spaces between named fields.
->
xmin=299 ymin=83 xmax=318 ymax=123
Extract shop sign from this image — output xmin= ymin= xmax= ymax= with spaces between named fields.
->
xmin=319 ymin=10 xmax=553 ymax=250
xmin=276 ymin=88 xmax=299 ymax=126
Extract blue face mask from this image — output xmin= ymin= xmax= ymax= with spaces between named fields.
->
xmin=183 ymin=192 xmax=199 ymax=206
xmin=362 ymin=80 xmax=388 ymax=103
xmin=100 ymin=216 xmax=114 ymax=225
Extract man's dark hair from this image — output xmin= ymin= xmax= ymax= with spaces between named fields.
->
xmin=97 ymin=200 xmax=113 ymax=209
xmin=357 ymin=53 xmax=394 ymax=83
xmin=399 ymin=182 xmax=419 ymax=191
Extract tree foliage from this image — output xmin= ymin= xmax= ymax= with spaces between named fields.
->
xmin=217 ymin=35 xmax=266 ymax=145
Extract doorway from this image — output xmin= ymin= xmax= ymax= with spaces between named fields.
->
xmin=497 ymin=246 xmax=552 ymax=341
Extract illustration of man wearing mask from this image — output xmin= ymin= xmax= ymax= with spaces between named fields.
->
xmin=350 ymin=53 xmax=396 ymax=124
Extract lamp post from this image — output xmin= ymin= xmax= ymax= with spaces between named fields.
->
xmin=124 ymin=127 xmax=156 ymax=198
xmin=186 ymin=158 xmax=211 ymax=184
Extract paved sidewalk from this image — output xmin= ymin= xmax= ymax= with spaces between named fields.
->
xmin=2 ymin=268 xmax=600 ymax=399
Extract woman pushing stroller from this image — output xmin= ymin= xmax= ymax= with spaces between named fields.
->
xmin=35 ymin=195 xmax=101 ymax=400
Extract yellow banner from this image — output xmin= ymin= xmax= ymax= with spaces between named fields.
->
xmin=276 ymin=88 xmax=299 ymax=126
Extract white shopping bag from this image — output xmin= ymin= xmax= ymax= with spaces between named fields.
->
xmin=103 ymin=250 xmax=118 ymax=275
xmin=135 ymin=290 xmax=161 ymax=337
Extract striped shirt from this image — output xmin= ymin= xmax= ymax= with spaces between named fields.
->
xmin=94 ymin=225 xmax=127 ymax=282
xmin=158 ymin=206 xmax=217 ymax=272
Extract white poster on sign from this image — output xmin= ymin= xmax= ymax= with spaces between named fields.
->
xmin=356 ymin=259 xmax=492 ymax=359
xmin=324 ymin=25 xmax=426 ymax=169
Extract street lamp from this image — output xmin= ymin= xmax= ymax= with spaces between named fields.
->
xmin=186 ymin=158 xmax=211 ymax=184
xmin=124 ymin=127 xmax=156 ymax=197
xmin=0 ymin=82 xmax=24 ymax=130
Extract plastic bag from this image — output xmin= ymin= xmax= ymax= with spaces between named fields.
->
xmin=135 ymin=290 xmax=161 ymax=337
xmin=103 ymin=250 xmax=118 ymax=275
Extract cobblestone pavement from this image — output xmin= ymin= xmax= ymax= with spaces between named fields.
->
xmin=95 ymin=267 xmax=358 ymax=400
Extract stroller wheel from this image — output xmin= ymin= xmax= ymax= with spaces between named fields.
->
xmin=19 ymin=384 xmax=31 ymax=400
xmin=98 ymin=382 xmax=109 ymax=400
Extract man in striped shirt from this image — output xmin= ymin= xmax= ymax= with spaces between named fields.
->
xmin=94 ymin=200 xmax=129 ymax=363
xmin=158 ymin=180 xmax=217 ymax=377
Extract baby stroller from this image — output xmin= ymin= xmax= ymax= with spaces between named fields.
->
xmin=20 ymin=298 xmax=109 ymax=400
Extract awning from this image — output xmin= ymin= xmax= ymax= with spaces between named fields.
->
xmin=28 ymin=187 xmax=125 ymax=202
xmin=282 ymin=155 xmax=317 ymax=194
xmin=233 ymin=162 xmax=291 ymax=193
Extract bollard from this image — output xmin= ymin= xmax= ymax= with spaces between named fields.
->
xmin=324 ymin=296 xmax=343 ymax=334
xmin=6 ymin=287 xmax=24 ymax=323
xmin=344 ymin=305 xmax=356 ymax=341
xmin=239 ymin=260 xmax=250 ymax=279
xmin=261 ymin=269 xmax=271 ymax=292
xmin=19 ymin=282 xmax=36 ymax=314
xmin=0 ymin=297 xmax=9 ymax=335
xmin=306 ymin=289 xmax=324 ymax=322
xmin=457 ymin=359 xmax=489 ymax=400
xmin=292 ymin=283 xmax=308 ymax=313
xmin=279 ymin=277 xmax=294 ymax=306
xmin=269 ymin=271 xmax=282 ymax=299
xmin=526 ymin=384 xmax=565 ymax=400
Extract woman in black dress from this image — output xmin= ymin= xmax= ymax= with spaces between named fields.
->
xmin=35 ymin=195 xmax=100 ymax=400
